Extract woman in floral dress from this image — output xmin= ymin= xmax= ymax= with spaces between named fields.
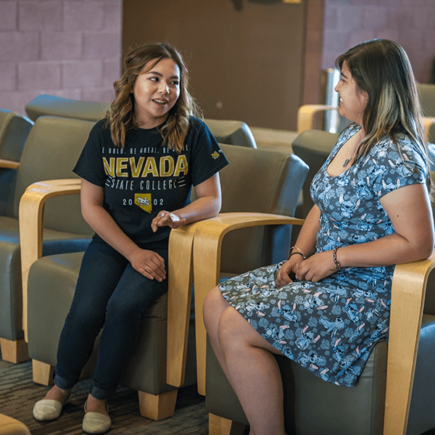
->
xmin=203 ymin=39 xmax=434 ymax=435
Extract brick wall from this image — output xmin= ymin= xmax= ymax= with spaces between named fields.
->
xmin=0 ymin=0 xmax=122 ymax=117
xmin=321 ymin=0 xmax=435 ymax=83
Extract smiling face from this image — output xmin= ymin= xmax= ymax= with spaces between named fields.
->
xmin=133 ymin=57 xmax=181 ymax=129
xmin=335 ymin=61 xmax=368 ymax=127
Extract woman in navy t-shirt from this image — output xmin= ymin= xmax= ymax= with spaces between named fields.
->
xmin=33 ymin=42 xmax=228 ymax=434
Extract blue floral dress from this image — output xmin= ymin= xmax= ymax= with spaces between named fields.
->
xmin=218 ymin=123 xmax=428 ymax=387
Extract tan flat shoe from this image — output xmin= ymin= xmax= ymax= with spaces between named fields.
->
xmin=33 ymin=394 xmax=69 ymax=421
xmin=82 ymin=401 xmax=111 ymax=434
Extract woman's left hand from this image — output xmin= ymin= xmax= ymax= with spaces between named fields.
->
xmin=151 ymin=211 xmax=187 ymax=232
xmin=295 ymin=250 xmax=337 ymax=283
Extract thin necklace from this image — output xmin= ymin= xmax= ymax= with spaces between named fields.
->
xmin=343 ymin=127 xmax=364 ymax=168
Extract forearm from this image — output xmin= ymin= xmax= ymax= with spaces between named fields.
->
xmin=337 ymin=232 xmax=433 ymax=268
xmin=173 ymin=195 xmax=221 ymax=225
xmin=293 ymin=205 xmax=321 ymax=257
xmin=82 ymin=204 xmax=140 ymax=261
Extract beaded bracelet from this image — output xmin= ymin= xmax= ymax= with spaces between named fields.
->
xmin=330 ymin=247 xmax=341 ymax=271
xmin=288 ymin=246 xmax=307 ymax=260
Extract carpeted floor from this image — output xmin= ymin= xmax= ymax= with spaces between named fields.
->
xmin=0 ymin=355 xmax=209 ymax=434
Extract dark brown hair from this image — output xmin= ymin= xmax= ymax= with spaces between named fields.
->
xmin=106 ymin=42 xmax=201 ymax=152
xmin=336 ymin=39 xmax=427 ymax=167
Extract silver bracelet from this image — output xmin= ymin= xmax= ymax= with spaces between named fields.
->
xmin=330 ymin=247 xmax=341 ymax=271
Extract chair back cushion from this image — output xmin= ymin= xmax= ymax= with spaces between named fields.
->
xmin=292 ymin=130 xmax=339 ymax=217
xmin=14 ymin=116 xmax=94 ymax=235
xmin=25 ymin=94 xmax=107 ymax=123
xmin=217 ymin=144 xmax=308 ymax=274
xmin=204 ymin=119 xmax=257 ymax=148
xmin=0 ymin=109 xmax=33 ymax=162
xmin=418 ymin=84 xmax=435 ymax=117
xmin=0 ymin=110 xmax=33 ymax=217
xmin=25 ymin=95 xmax=259 ymax=148
xmin=418 ymin=84 xmax=435 ymax=143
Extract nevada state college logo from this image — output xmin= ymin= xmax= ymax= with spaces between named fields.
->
xmin=135 ymin=193 xmax=152 ymax=213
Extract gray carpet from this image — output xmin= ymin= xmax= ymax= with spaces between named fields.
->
xmin=0 ymin=355 xmax=208 ymax=434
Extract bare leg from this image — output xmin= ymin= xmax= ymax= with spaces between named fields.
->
xmin=218 ymin=306 xmax=285 ymax=435
xmin=203 ymin=286 xmax=232 ymax=380
xmin=85 ymin=393 xmax=109 ymax=417
xmin=43 ymin=385 xmax=71 ymax=403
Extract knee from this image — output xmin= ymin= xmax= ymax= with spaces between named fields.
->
xmin=65 ymin=308 xmax=104 ymax=333
xmin=106 ymin=297 xmax=142 ymax=323
xmin=217 ymin=307 xmax=242 ymax=354
xmin=203 ymin=286 xmax=223 ymax=326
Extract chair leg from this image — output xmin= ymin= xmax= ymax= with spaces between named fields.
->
xmin=32 ymin=360 xmax=54 ymax=386
xmin=0 ymin=338 xmax=29 ymax=364
xmin=209 ymin=413 xmax=247 ymax=435
xmin=138 ymin=389 xmax=178 ymax=421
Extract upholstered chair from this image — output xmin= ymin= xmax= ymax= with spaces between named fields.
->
xmin=20 ymin=145 xmax=308 ymax=421
xmin=197 ymin=138 xmax=435 ymax=435
xmin=0 ymin=117 xmax=93 ymax=364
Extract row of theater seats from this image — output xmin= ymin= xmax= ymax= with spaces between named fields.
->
xmin=0 ymin=101 xmax=310 ymax=433
xmin=0 ymin=91 xmax=435 ymax=435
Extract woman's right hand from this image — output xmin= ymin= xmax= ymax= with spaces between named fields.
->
xmin=129 ymin=248 xmax=166 ymax=281
xmin=276 ymin=255 xmax=304 ymax=287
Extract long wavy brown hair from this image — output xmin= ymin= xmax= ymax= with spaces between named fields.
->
xmin=106 ymin=43 xmax=201 ymax=152
xmin=336 ymin=39 xmax=428 ymax=167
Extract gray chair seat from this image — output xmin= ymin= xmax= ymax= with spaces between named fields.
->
xmin=206 ymin=314 xmax=435 ymax=435
xmin=27 ymin=251 xmax=197 ymax=396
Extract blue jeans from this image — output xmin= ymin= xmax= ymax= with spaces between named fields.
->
xmin=54 ymin=240 xmax=168 ymax=399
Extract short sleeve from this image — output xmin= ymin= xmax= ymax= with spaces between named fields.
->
xmin=189 ymin=118 xmax=229 ymax=186
xmin=367 ymin=135 xmax=428 ymax=199
xmin=73 ymin=120 xmax=108 ymax=187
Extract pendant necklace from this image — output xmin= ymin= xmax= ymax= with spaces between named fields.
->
xmin=343 ymin=158 xmax=350 ymax=167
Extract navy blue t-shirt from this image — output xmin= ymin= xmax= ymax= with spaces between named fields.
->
xmin=73 ymin=117 xmax=229 ymax=246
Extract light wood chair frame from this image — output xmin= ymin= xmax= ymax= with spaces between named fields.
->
xmin=0 ymin=159 xmax=19 ymax=170
xmin=178 ymin=211 xmax=435 ymax=435
xmin=19 ymin=179 xmax=198 ymax=420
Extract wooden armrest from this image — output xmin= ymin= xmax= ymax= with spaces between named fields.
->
xmin=384 ymin=253 xmax=435 ymax=435
xmin=19 ymin=179 xmax=81 ymax=341
xmin=167 ymin=212 xmax=303 ymax=389
xmin=422 ymin=117 xmax=435 ymax=143
xmin=297 ymin=104 xmax=338 ymax=134
xmin=190 ymin=212 xmax=303 ymax=394
xmin=0 ymin=158 xmax=19 ymax=170
xmin=166 ymin=222 xmax=204 ymax=387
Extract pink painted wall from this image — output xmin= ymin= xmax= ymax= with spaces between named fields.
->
xmin=321 ymin=0 xmax=435 ymax=83
xmin=0 ymin=0 xmax=122 ymax=117
xmin=1 ymin=0 xmax=433 ymax=118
